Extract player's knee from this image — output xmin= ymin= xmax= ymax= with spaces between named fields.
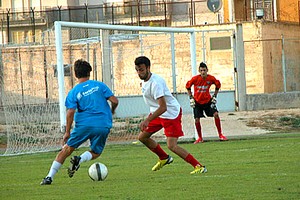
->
xmin=138 ymin=133 xmax=147 ymax=142
xmin=167 ymin=143 xmax=176 ymax=152
xmin=62 ymin=145 xmax=73 ymax=155
xmin=57 ymin=145 xmax=74 ymax=162
xmin=90 ymin=151 xmax=101 ymax=160
xmin=213 ymin=112 xmax=219 ymax=118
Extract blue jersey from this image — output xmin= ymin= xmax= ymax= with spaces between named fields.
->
xmin=65 ymin=80 xmax=114 ymax=128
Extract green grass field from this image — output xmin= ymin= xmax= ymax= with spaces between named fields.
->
xmin=0 ymin=133 xmax=300 ymax=200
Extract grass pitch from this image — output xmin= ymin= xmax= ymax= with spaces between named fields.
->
xmin=0 ymin=133 xmax=299 ymax=200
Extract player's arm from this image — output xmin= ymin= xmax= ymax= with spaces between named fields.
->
xmin=186 ymin=79 xmax=194 ymax=98
xmin=63 ymin=108 xmax=75 ymax=144
xmin=186 ymin=88 xmax=196 ymax=108
xmin=211 ymin=78 xmax=221 ymax=104
xmin=140 ymin=96 xmax=167 ymax=131
xmin=213 ymin=87 xmax=220 ymax=97
xmin=213 ymin=79 xmax=221 ymax=98
xmin=186 ymin=88 xmax=193 ymax=98
xmin=186 ymin=79 xmax=196 ymax=107
xmin=108 ymin=95 xmax=119 ymax=114
xmin=148 ymin=96 xmax=167 ymax=121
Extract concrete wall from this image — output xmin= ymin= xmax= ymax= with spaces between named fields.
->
xmin=246 ymin=92 xmax=300 ymax=110
xmin=242 ymin=21 xmax=300 ymax=94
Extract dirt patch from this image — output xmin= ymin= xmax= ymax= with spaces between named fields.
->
xmin=226 ymin=108 xmax=300 ymax=133
xmin=245 ymin=109 xmax=300 ymax=132
xmin=197 ymin=108 xmax=300 ymax=138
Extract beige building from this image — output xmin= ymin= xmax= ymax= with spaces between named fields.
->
xmin=1 ymin=0 xmax=299 ymax=44
xmin=223 ymin=0 xmax=299 ymax=23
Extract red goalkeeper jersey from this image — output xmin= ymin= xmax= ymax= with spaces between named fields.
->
xmin=186 ymin=74 xmax=221 ymax=104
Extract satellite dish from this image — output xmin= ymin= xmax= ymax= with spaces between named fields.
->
xmin=207 ymin=0 xmax=222 ymax=13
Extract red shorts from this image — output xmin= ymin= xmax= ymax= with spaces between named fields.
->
xmin=145 ymin=109 xmax=184 ymax=138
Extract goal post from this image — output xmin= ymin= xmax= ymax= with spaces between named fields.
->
xmin=54 ymin=21 xmax=198 ymax=135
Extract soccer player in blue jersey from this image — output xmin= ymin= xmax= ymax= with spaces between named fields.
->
xmin=41 ymin=59 xmax=118 ymax=185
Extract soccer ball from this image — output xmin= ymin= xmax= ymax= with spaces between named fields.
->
xmin=88 ymin=162 xmax=108 ymax=181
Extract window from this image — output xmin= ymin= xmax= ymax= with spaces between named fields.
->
xmin=53 ymin=64 xmax=72 ymax=77
xmin=12 ymin=31 xmax=25 ymax=44
xmin=26 ymin=29 xmax=42 ymax=43
xmin=210 ymin=36 xmax=231 ymax=50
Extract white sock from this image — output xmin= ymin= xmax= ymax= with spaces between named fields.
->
xmin=47 ymin=160 xmax=62 ymax=179
xmin=79 ymin=151 xmax=93 ymax=164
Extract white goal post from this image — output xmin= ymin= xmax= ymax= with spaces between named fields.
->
xmin=54 ymin=21 xmax=198 ymax=132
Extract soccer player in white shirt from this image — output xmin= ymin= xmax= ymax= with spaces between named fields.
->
xmin=134 ymin=56 xmax=207 ymax=174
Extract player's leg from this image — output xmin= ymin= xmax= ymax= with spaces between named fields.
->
xmin=138 ymin=117 xmax=166 ymax=157
xmin=164 ymin=110 xmax=207 ymax=174
xmin=213 ymin=112 xmax=228 ymax=141
xmin=139 ymin=131 xmax=172 ymax=171
xmin=139 ymin=117 xmax=173 ymax=171
xmin=205 ymin=103 xmax=228 ymax=141
xmin=40 ymin=144 xmax=75 ymax=185
xmin=193 ymin=104 xmax=205 ymax=144
xmin=80 ymin=127 xmax=110 ymax=163
xmin=194 ymin=118 xmax=203 ymax=143
xmin=138 ymin=131 xmax=159 ymax=149
xmin=68 ymin=127 xmax=110 ymax=177
xmin=166 ymin=137 xmax=207 ymax=174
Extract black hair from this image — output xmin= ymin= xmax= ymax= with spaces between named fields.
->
xmin=134 ymin=56 xmax=151 ymax=67
xmin=74 ymin=59 xmax=92 ymax=78
xmin=199 ymin=62 xmax=207 ymax=69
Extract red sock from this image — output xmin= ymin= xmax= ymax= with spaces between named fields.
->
xmin=185 ymin=154 xmax=202 ymax=167
xmin=214 ymin=117 xmax=222 ymax=135
xmin=150 ymin=144 xmax=168 ymax=160
xmin=195 ymin=122 xmax=202 ymax=139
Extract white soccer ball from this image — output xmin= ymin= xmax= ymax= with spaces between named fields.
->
xmin=88 ymin=162 xmax=108 ymax=181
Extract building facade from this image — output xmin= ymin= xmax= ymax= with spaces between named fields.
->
xmin=0 ymin=0 xmax=299 ymax=45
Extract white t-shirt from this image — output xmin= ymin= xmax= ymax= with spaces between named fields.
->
xmin=142 ymin=73 xmax=180 ymax=119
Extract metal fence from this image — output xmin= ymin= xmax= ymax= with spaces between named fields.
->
xmin=1 ymin=0 xmax=299 ymax=44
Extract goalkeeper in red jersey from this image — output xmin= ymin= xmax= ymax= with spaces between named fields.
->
xmin=186 ymin=62 xmax=228 ymax=144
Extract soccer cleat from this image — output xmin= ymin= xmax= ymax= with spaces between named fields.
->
xmin=152 ymin=155 xmax=173 ymax=171
xmin=132 ymin=141 xmax=141 ymax=145
xmin=190 ymin=165 xmax=207 ymax=174
xmin=193 ymin=138 xmax=204 ymax=144
xmin=219 ymin=134 xmax=228 ymax=141
xmin=40 ymin=177 xmax=52 ymax=185
xmin=68 ymin=156 xmax=81 ymax=178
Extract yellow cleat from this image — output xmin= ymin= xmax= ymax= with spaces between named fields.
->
xmin=132 ymin=141 xmax=141 ymax=145
xmin=152 ymin=155 xmax=173 ymax=171
xmin=190 ymin=165 xmax=207 ymax=174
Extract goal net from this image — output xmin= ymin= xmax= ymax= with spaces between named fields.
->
xmin=0 ymin=44 xmax=62 ymax=155
xmin=54 ymin=21 xmax=198 ymax=143
xmin=1 ymin=21 xmax=198 ymax=155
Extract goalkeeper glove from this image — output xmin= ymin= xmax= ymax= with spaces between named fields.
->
xmin=189 ymin=96 xmax=195 ymax=108
xmin=211 ymin=94 xmax=217 ymax=104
